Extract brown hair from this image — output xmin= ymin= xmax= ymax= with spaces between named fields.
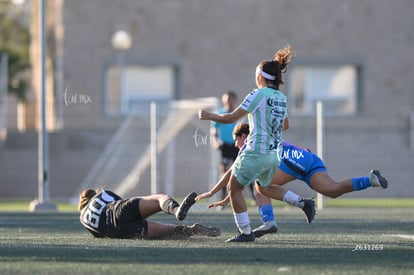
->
xmin=259 ymin=44 xmax=295 ymax=89
xmin=78 ymin=189 xmax=97 ymax=211
xmin=224 ymin=90 xmax=237 ymax=100
xmin=233 ymin=123 xmax=250 ymax=137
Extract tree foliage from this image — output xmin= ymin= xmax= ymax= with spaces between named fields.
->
xmin=0 ymin=1 xmax=31 ymax=102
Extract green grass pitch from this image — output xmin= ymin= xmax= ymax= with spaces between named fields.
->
xmin=0 ymin=201 xmax=413 ymax=274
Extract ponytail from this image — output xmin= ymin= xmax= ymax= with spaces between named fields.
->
xmin=259 ymin=44 xmax=295 ymax=89
xmin=274 ymin=44 xmax=295 ymax=73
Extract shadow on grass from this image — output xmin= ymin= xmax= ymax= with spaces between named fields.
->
xmin=1 ymin=211 xmax=413 ymax=271
xmin=1 ymin=243 xmax=413 ymax=270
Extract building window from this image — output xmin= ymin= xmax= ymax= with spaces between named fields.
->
xmin=105 ymin=65 xmax=175 ymax=115
xmin=288 ymin=64 xmax=359 ymax=116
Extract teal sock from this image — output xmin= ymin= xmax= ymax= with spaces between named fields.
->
xmin=258 ymin=204 xmax=274 ymax=223
xmin=351 ymin=177 xmax=371 ymax=191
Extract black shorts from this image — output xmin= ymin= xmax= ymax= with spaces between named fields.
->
xmin=105 ymin=197 xmax=148 ymax=239
xmin=220 ymin=143 xmax=239 ymax=165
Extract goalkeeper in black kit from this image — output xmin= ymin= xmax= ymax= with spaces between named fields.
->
xmin=78 ymin=189 xmax=220 ymax=239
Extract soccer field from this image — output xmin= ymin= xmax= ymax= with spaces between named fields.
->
xmin=0 ymin=206 xmax=413 ymax=275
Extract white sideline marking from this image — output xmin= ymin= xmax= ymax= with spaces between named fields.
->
xmin=277 ymin=267 xmax=291 ymax=272
xmin=383 ymin=234 xmax=414 ymax=241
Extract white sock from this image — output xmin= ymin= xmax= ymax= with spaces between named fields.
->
xmin=283 ymin=191 xmax=304 ymax=208
xmin=234 ymin=212 xmax=251 ymax=234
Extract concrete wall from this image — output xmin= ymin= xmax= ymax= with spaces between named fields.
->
xmin=0 ymin=130 xmax=114 ymax=198
xmin=1 ymin=0 xmax=413 ymax=199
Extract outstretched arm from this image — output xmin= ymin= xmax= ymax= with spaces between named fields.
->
xmin=198 ymin=106 xmax=248 ymax=124
xmin=207 ymin=195 xmax=230 ymax=209
xmin=195 ymin=167 xmax=232 ymax=201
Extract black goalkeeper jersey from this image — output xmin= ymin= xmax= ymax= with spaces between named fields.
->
xmin=79 ymin=190 xmax=122 ymax=237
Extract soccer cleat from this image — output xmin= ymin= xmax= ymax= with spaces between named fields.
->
xmin=301 ymin=198 xmax=316 ymax=224
xmin=369 ymin=170 xmax=388 ymax=189
xmin=189 ymin=224 xmax=221 ymax=237
xmin=176 ymin=192 xmax=197 ymax=221
xmin=253 ymin=221 xmax=278 ymax=238
xmin=225 ymin=232 xmax=255 ymax=243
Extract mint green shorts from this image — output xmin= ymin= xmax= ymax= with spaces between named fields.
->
xmin=232 ymin=151 xmax=280 ymax=187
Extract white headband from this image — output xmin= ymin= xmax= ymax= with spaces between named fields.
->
xmin=257 ymin=68 xmax=276 ymax=81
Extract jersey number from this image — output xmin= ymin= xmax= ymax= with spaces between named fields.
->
xmin=82 ymin=198 xmax=107 ymax=229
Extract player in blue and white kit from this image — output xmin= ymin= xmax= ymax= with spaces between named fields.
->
xmin=199 ymin=45 xmax=313 ymax=242
xmin=253 ymin=140 xmax=388 ymax=237
xmin=78 ymin=189 xmax=220 ymax=239
xmin=276 ymin=141 xmax=387 ymax=195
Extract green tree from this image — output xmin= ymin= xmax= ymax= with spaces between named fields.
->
xmin=0 ymin=1 xmax=30 ymax=102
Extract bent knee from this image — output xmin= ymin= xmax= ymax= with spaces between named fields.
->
xmin=256 ymin=186 xmax=269 ymax=196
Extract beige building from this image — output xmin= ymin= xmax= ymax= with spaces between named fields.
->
xmin=1 ymin=0 xmax=413 ymax=199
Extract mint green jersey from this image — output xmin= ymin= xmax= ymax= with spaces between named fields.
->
xmin=240 ymin=87 xmax=287 ymax=154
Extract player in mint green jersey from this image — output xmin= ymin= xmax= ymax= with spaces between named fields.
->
xmin=198 ymin=45 xmax=314 ymax=242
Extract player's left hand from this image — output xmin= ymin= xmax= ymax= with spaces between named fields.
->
xmin=207 ymin=199 xmax=229 ymax=209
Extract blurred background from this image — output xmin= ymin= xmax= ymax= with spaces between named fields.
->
xmin=0 ymin=0 xmax=413 ymax=203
